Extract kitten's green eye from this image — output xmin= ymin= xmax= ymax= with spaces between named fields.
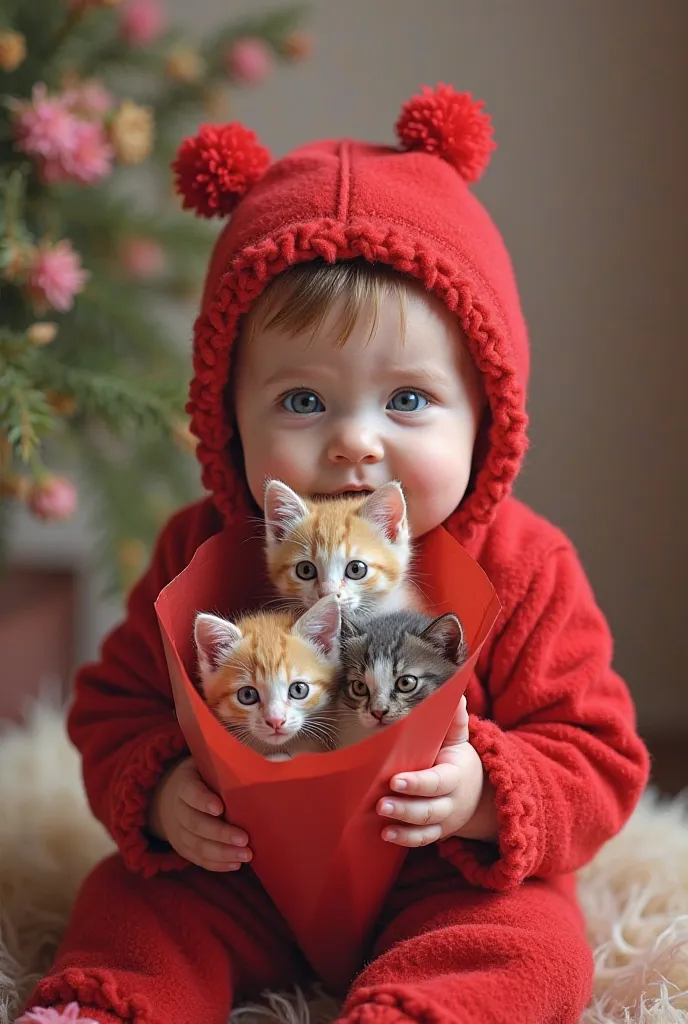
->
xmin=387 ymin=390 xmax=429 ymax=413
xmin=295 ymin=560 xmax=317 ymax=580
xmin=283 ymin=390 xmax=324 ymax=414
xmin=350 ymin=679 xmax=369 ymax=698
xmin=395 ymin=675 xmax=418 ymax=693
xmin=289 ymin=681 xmax=310 ymax=700
xmin=237 ymin=686 xmax=260 ymax=705
xmin=345 ymin=559 xmax=368 ymax=580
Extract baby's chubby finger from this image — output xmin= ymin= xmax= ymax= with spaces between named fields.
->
xmin=441 ymin=695 xmax=470 ymax=746
xmin=179 ymin=801 xmax=250 ymax=849
xmin=377 ymin=794 xmax=453 ymax=827
xmin=390 ymin=761 xmax=460 ymax=798
xmin=179 ymin=772 xmax=224 ymax=816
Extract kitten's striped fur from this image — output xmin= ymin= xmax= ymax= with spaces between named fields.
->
xmin=264 ymin=480 xmax=421 ymax=617
xmin=194 ymin=597 xmax=340 ymax=759
xmin=337 ymin=610 xmax=468 ymax=746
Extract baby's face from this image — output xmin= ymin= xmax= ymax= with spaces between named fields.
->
xmin=234 ymin=283 xmax=484 ymax=538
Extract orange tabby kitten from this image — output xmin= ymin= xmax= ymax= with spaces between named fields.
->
xmin=194 ymin=596 xmax=340 ymax=760
xmin=263 ymin=480 xmax=421 ymax=617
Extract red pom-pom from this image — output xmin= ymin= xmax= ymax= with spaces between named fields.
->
xmin=395 ymin=84 xmax=495 ymax=184
xmin=172 ymin=122 xmax=271 ymax=219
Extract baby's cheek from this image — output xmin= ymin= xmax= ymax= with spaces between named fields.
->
xmin=403 ymin=444 xmax=472 ymax=534
xmin=248 ymin=441 xmax=314 ymax=504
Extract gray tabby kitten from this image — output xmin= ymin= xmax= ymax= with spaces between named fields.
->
xmin=337 ymin=610 xmax=468 ymax=747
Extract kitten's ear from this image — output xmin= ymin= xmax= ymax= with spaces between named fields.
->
xmin=358 ymin=482 xmax=407 ymax=543
xmin=340 ymin=615 xmax=365 ymax=642
xmin=194 ymin=613 xmax=242 ymax=682
xmin=420 ymin=613 xmax=467 ymax=665
xmin=264 ymin=479 xmax=310 ymax=544
xmin=293 ymin=595 xmax=341 ymax=657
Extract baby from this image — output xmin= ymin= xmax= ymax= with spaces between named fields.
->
xmin=21 ymin=85 xmax=649 ymax=1024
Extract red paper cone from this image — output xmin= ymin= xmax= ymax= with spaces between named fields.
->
xmin=155 ymin=522 xmax=500 ymax=991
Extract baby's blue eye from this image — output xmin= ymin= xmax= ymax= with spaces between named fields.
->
xmin=387 ymin=390 xmax=429 ymax=413
xmin=282 ymin=390 xmax=324 ymax=414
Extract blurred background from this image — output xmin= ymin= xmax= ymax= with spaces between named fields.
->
xmin=1 ymin=0 xmax=686 ymax=790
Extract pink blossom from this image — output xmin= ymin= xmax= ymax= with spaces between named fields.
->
xmin=65 ymin=79 xmax=114 ymax=117
xmin=13 ymin=85 xmax=80 ymax=163
xmin=119 ymin=236 xmax=165 ymax=278
xmin=27 ymin=240 xmax=90 ymax=313
xmin=13 ymin=84 xmax=112 ymax=185
xmin=120 ymin=0 xmax=166 ymax=46
xmin=41 ymin=120 xmax=113 ymax=185
xmin=16 ymin=1000 xmax=98 ymax=1023
xmin=226 ymin=37 xmax=273 ymax=85
xmin=28 ymin=477 xmax=79 ymax=523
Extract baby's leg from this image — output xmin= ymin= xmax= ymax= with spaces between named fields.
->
xmin=341 ymin=866 xmax=592 ymax=1024
xmin=21 ymin=852 xmax=309 ymax=1024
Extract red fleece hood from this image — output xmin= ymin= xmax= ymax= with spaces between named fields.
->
xmin=176 ymin=85 xmax=529 ymax=543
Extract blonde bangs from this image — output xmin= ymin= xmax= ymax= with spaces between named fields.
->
xmin=242 ymin=259 xmax=408 ymax=348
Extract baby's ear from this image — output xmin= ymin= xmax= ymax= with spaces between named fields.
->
xmin=420 ymin=613 xmax=467 ymax=665
xmin=358 ymin=482 xmax=408 ymax=543
xmin=264 ymin=479 xmax=310 ymax=544
xmin=293 ymin=595 xmax=341 ymax=657
xmin=194 ymin=613 xmax=242 ymax=684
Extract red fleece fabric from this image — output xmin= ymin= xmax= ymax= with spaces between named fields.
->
xmin=24 ymin=95 xmax=649 ymax=1023
xmin=23 ymin=496 xmax=648 ymax=1023
xmin=30 ymin=850 xmax=592 ymax=1024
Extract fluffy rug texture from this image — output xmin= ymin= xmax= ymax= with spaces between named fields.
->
xmin=0 ymin=700 xmax=686 ymax=1024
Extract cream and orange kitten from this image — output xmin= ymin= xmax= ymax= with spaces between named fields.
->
xmin=194 ymin=596 xmax=340 ymax=760
xmin=263 ymin=480 xmax=422 ymax=616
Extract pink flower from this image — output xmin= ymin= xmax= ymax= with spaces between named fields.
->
xmin=119 ymin=236 xmax=165 ymax=278
xmin=226 ymin=37 xmax=273 ymax=85
xmin=42 ymin=120 xmax=113 ymax=185
xmin=28 ymin=477 xmax=79 ymax=523
xmin=16 ymin=1001 xmax=98 ymax=1023
xmin=65 ymin=79 xmax=114 ymax=117
xmin=13 ymin=84 xmax=79 ymax=163
xmin=12 ymin=84 xmax=112 ymax=185
xmin=120 ymin=0 xmax=166 ymax=46
xmin=27 ymin=240 xmax=90 ymax=313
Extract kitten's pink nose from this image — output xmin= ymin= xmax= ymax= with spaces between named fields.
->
xmin=265 ymin=715 xmax=287 ymax=731
xmin=318 ymin=581 xmax=340 ymax=598
xmin=371 ymin=707 xmax=390 ymax=723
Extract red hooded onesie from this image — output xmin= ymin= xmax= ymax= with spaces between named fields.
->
xmin=22 ymin=87 xmax=649 ymax=1024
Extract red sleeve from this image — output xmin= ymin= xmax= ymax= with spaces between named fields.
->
xmin=440 ymin=540 xmax=650 ymax=891
xmin=67 ymin=500 xmax=220 ymax=878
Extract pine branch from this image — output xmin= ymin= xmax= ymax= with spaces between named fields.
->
xmin=32 ymin=357 xmax=184 ymax=437
xmin=0 ymin=366 xmax=56 ymax=463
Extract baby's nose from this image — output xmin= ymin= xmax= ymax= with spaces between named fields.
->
xmin=265 ymin=714 xmax=287 ymax=731
xmin=371 ymin=706 xmax=390 ymax=723
xmin=327 ymin=422 xmax=383 ymax=465
xmin=317 ymin=581 xmax=340 ymax=598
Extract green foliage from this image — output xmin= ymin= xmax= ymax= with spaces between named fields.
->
xmin=0 ymin=0 xmax=308 ymax=593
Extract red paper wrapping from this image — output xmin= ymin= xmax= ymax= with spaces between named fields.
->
xmin=155 ymin=522 xmax=500 ymax=991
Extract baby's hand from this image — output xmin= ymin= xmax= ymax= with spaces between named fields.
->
xmin=148 ymin=756 xmax=252 ymax=872
xmin=377 ymin=696 xmax=498 ymax=847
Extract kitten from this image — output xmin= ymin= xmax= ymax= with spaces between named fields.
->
xmin=337 ymin=609 xmax=468 ymax=746
xmin=263 ymin=479 xmax=421 ymax=617
xmin=194 ymin=595 xmax=341 ymax=760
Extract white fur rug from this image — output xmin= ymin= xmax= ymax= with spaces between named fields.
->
xmin=0 ymin=700 xmax=686 ymax=1024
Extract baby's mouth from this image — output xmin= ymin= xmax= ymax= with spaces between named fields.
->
xmin=314 ymin=488 xmax=373 ymax=500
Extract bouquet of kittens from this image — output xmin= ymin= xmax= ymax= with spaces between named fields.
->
xmin=154 ymin=483 xmax=498 ymax=989
xmin=194 ymin=480 xmax=469 ymax=760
